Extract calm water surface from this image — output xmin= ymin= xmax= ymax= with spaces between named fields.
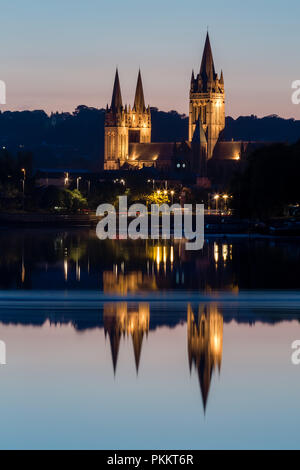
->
xmin=0 ymin=229 xmax=300 ymax=449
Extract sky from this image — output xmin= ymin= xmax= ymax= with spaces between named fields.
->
xmin=0 ymin=0 xmax=300 ymax=119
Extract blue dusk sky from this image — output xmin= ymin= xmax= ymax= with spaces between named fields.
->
xmin=0 ymin=0 xmax=299 ymax=118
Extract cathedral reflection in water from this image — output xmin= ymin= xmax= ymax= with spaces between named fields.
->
xmin=104 ymin=302 xmax=150 ymax=373
xmin=1 ymin=230 xmax=300 ymax=415
xmin=187 ymin=304 xmax=223 ymax=411
xmin=102 ymin=299 xmax=223 ymax=412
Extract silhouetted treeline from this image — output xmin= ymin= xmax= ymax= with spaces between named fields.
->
xmin=0 ymin=106 xmax=299 ymax=170
xmin=223 ymin=114 xmax=300 ymax=143
xmin=231 ymin=141 xmax=300 ymax=218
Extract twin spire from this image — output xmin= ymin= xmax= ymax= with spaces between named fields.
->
xmin=110 ymin=68 xmax=146 ymax=112
xmin=111 ymin=33 xmax=221 ymax=112
xmin=111 ymin=68 xmax=122 ymax=111
xmin=134 ymin=69 xmax=146 ymax=112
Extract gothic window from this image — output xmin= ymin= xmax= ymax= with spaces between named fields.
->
xmin=203 ymin=106 xmax=207 ymax=125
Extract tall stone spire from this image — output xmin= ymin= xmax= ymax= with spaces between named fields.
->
xmin=200 ymin=32 xmax=216 ymax=81
xmin=189 ymin=33 xmax=225 ymax=154
xmin=111 ymin=68 xmax=123 ymax=112
xmin=220 ymin=70 xmax=224 ymax=85
xmin=133 ymin=69 xmax=145 ymax=112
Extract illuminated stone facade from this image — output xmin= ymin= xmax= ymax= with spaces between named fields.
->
xmin=103 ymin=34 xmax=269 ymax=175
xmin=104 ymin=69 xmax=151 ymax=170
xmin=104 ymin=33 xmax=225 ymax=171
xmin=189 ymin=33 xmax=225 ymax=159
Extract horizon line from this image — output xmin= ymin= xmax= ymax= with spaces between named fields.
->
xmin=0 ymin=106 xmax=298 ymax=122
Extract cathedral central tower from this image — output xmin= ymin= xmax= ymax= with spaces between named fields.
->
xmin=189 ymin=33 xmax=225 ymax=159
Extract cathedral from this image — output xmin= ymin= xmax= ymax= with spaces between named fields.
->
xmin=104 ymin=33 xmax=260 ymax=178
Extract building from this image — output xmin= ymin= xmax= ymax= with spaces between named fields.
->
xmin=104 ymin=33 xmax=266 ymax=180
xmin=188 ymin=33 xmax=225 ymax=158
xmin=104 ymin=69 xmax=151 ymax=170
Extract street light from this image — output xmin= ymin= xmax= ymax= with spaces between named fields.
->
xmin=147 ymin=179 xmax=155 ymax=189
xmin=223 ymin=194 xmax=229 ymax=212
xmin=171 ymin=190 xmax=175 ymax=205
xmin=214 ymin=194 xmax=220 ymax=213
xmin=21 ymin=168 xmax=26 ymax=192
xmin=64 ymin=172 xmax=69 ymax=186
xmin=21 ymin=168 xmax=26 ymax=210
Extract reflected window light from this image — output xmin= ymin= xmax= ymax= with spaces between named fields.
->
xmin=170 ymin=246 xmax=174 ymax=265
xmin=21 ymin=261 xmax=25 ymax=284
xmin=222 ymin=244 xmax=228 ymax=263
xmin=214 ymin=242 xmax=219 ymax=264
xmin=156 ymin=246 xmax=160 ymax=268
xmin=163 ymin=246 xmax=167 ymax=264
xmin=64 ymin=259 xmax=68 ymax=282
xmin=76 ymin=261 xmax=81 ymax=282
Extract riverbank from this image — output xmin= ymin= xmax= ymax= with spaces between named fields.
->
xmin=0 ymin=212 xmax=300 ymax=236
xmin=0 ymin=212 xmax=97 ymax=227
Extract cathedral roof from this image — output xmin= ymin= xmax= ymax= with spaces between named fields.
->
xmin=128 ymin=143 xmax=175 ymax=162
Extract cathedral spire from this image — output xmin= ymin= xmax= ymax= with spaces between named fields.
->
xmin=111 ymin=68 xmax=123 ymax=112
xmin=220 ymin=70 xmax=224 ymax=85
xmin=133 ymin=69 xmax=145 ymax=112
xmin=200 ymin=32 xmax=216 ymax=80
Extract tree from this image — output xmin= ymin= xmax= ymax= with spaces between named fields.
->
xmin=145 ymin=191 xmax=170 ymax=206
xmin=230 ymin=142 xmax=300 ymax=218
xmin=64 ymin=189 xmax=87 ymax=212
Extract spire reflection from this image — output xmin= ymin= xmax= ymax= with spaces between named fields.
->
xmin=187 ymin=303 xmax=223 ymax=411
xmin=103 ymin=303 xmax=150 ymax=374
